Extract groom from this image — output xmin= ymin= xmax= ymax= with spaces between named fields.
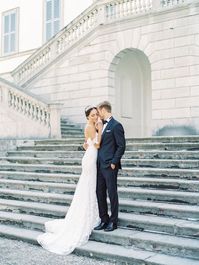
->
xmin=94 ymin=101 xmax=126 ymax=232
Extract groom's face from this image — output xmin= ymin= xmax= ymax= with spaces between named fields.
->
xmin=97 ymin=107 xmax=104 ymax=119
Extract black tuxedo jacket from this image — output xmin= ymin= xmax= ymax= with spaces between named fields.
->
xmin=97 ymin=117 xmax=126 ymax=169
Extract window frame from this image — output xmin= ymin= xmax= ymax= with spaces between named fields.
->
xmin=43 ymin=0 xmax=64 ymax=43
xmin=1 ymin=7 xmax=19 ymax=56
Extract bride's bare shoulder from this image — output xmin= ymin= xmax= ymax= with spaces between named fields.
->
xmin=84 ymin=124 xmax=96 ymax=139
xmin=85 ymin=124 xmax=95 ymax=131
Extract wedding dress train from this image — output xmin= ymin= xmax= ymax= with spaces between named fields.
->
xmin=37 ymin=136 xmax=100 ymax=255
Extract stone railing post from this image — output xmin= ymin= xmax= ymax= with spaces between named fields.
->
xmin=50 ymin=41 xmax=58 ymax=61
xmin=97 ymin=4 xmax=106 ymax=25
xmin=49 ymin=103 xmax=63 ymax=138
xmin=152 ymin=0 xmax=161 ymax=10
xmin=1 ymin=85 xmax=9 ymax=106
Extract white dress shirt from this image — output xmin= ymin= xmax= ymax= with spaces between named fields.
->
xmin=102 ymin=116 xmax=112 ymax=133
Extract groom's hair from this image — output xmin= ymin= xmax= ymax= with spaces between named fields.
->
xmin=97 ymin=101 xmax=112 ymax=113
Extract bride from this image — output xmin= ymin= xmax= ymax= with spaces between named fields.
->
xmin=37 ymin=106 xmax=102 ymax=255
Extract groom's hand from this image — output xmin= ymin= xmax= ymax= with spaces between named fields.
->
xmin=111 ymin=164 xmax=116 ymax=170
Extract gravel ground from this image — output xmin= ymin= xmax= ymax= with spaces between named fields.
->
xmin=0 ymin=237 xmax=116 ymax=265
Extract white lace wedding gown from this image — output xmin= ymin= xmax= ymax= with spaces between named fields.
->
xmin=37 ymin=135 xmax=100 ymax=255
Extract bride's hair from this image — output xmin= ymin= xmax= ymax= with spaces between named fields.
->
xmin=85 ymin=105 xmax=97 ymax=119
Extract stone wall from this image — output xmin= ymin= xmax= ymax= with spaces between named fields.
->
xmin=25 ymin=1 xmax=199 ymax=136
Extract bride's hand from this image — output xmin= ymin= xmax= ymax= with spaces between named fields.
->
xmin=96 ymin=118 xmax=103 ymax=132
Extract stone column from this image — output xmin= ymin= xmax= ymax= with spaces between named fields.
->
xmin=49 ymin=103 xmax=63 ymax=138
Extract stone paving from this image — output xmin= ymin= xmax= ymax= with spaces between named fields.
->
xmin=0 ymin=237 xmax=115 ymax=265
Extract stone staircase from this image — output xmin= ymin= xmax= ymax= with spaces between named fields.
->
xmin=0 ymin=122 xmax=199 ymax=264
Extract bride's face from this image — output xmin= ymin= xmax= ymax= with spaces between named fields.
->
xmin=88 ymin=108 xmax=98 ymax=123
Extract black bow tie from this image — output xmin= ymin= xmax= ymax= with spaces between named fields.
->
xmin=102 ymin=120 xmax=108 ymax=125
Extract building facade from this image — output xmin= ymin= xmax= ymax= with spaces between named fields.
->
xmin=0 ymin=0 xmax=199 ymax=138
xmin=0 ymin=0 xmax=92 ymax=76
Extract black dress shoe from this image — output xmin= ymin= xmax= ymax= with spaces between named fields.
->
xmin=104 ymin=222 xmax=117 ymax=232
xmin=94 ymin=222 xmax=108 ymax=230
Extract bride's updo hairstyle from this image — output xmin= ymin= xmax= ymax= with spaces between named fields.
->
xmin=85 ymin=105 xmax=97 ymax=119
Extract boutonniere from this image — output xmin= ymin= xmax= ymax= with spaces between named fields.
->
xmin=106 ymin=130 xmax=111 ymax=132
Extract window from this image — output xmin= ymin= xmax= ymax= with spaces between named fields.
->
xmin=2 ymin=8 xmax=18 ymax=55
xmin=45 ymin=0 xmax=61 ymax=41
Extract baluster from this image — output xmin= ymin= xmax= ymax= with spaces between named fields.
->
xmin=85 ymin=16 xmax=89 ymax=32
xmin=25 ymin=100 xmax=28 ymax=114
xmin=125 ymin=0 xmax=130 ymax=16
xmin=21 ymin=99 xmax=25 ymax=114
xmin=107 ymin=4 xmax=112 ymax=20
xmin=90 ymin=10 xmax=95 ymax=26
xmin=87 ymin=14 xmax=91 ymax=29
xmin=118 ymin=1 xmax=123 ymax=17
xmin=35 ymin=106 xmax=39 ymax=121
xmin=142 ymin=0 xmax=146 ymax=11
xmin=115 ymin=2 xmax=119 ymax=18
xmin=75 ymin=23 xmax=80 ymax=39
xmin=10 ymin=93 xmax=14 ymax=107
xmin=137 ymin=0 xmax=142 ymax=12
xmin=68 ymin=29 xmax=73 ymax=43
xmin=30 ymin=104 xmax=34 ymax=119
xmin=135 ymin=0 xmax=139 ymax=13
xmin=84 ymin=16 xmax=88 ymax=32
xmin=17 ymin=96 xmax=20 ymax=111
xmin=64 ymin=32 xmax=70 ymax=48
xmin=123 ymin=0 xmax=128 ymax=16
xmin=8 ymin=92 xmax=12 ymax=106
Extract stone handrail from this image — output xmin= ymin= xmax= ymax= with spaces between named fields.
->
xmin=12 ymin=0 xmax=189 ymax=86
xmin=0 ymin=78 xmax=62 ymax=138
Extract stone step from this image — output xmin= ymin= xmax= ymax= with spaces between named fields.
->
xmin=0 ymin=179 xmax=77 ymax=194
xmin=1 ymin=169 xmax=199 ymax=189
xmin=36 ymin=136 xmax=199 ymax=144
xmin=0 ymin=171 xmax=80 ymax=183
xmin=0 ymin=210 xmax=199 ymax=259
xmin=61 ymin=128 xmax=84 ymax=137
xmin=7 ymin=150 xmax=199 ymax=160
xmin=1 ymin=188 xmax=199 ymax=217
xmin=125 ymin=143 xmax=199 ymax=151
xmin=0 ymin=198 xmax=67 ymax=217
xmin=124 ymin=136 xmax=199 ymax=143
xmin=1 ymin=185 xmax=199 ymax=205
xmin=17 ymin=144 xmax=84 ymax=151
xmin=0 ymin=211 xmax=50 ymax=231
xmin=60 ymin=123 xmax=76 ymax=128
xmin=75 ymin=240 xmax=199 ymax=265
xmin=16 ymin=142 xmax=199 ymax=151
xmin=0 ymin=224 xmax=198 ymax=265
xmin=61 ymin=134 xmax=83 ymax=138
xmin=1 ymin=163 xmax=199 ymax=179
xmin=1 ymin=209 xmax=199 ymax=239
xmin=122 ymin=167 xmax=199 ymax=180
xmin=35 ymin=136 xmax=199 ymax=145
xmin=92 ymin=229 xmax=199 ymax=259
xmin=8 ymin=150 xmax=84 ymax=158
xmin=0 ymin=177 xmax=199 ymax=200
xmin=35 ymin=139 xmax=85 ymax=145
xmin=1 ymin=175 xmax=199 ymax=192
xmin=2 ymin=156 xmax=199 ymax=169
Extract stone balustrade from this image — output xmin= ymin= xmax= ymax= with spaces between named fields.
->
xmin=106 ymin=0 xmax=152 ymax=20
xmin=12 ymin=0 xmax=190 ymax=86
xmin=161 ymin=0 xmax=185 ymax=7
xmin=0 ymin=78 xmax=62 ymax=138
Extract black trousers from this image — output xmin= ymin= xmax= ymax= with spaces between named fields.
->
xmin=96 ymin=165 xmax=119 ymax=224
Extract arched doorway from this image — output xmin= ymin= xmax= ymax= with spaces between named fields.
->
xmin=109 ymin=48 xmax=151 ymax=138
